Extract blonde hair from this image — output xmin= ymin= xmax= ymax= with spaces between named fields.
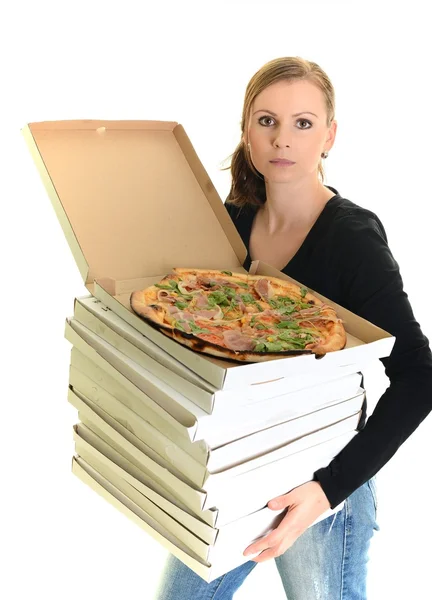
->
xmin=222 ymin=57 xmax=336 ymax=209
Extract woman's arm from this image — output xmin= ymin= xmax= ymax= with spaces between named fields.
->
xmin=314 ymin=213 xmax=432 ymax=507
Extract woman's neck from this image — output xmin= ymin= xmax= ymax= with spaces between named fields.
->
xmin=261 ymin=180 xmax=333 ymax=236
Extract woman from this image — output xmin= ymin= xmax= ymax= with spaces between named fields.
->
xmin=154 ymin=57 xmax=432 ymax=599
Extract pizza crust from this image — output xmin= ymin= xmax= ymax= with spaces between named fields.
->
xmin=130 ymin=288 xmax=174 ymax=329
xmin=168 ymin=328 xmax=313 ymax=362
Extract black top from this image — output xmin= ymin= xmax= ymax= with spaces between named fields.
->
xmin=225 ymin=186 xmax=432 ymax=508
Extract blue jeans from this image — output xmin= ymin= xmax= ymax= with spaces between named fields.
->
xmin=154 ymin=478 xmax=379 ymax=600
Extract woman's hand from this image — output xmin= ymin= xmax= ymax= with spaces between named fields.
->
xmin=243 ymin=481 xmax=331 ymax=562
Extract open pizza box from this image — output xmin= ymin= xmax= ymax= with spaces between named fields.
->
xmin=68 ymin=387 xmax=357 ymax=523
xmin=66 ymin=319 xmax=364 ymax=448
xmin=71 ymin=294 xmax=367 ymax=415
xmin=22 ymin=119 xmax=395 ymax=392
xmin=72 ymin=428 xmax=346 ymax=582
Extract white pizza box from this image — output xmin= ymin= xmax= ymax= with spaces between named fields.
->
xmin=70 ymin=357 xmax=364 ymax=473
xmin=69 ymin=353 xmax=363 ymax=454
xmin=75 ymin=295 xmax=215 ymax=394
xmin=73 ymin=294 xmax=367 ymax=414
xmin=73 ymin=442 xmax=345 ymax=567
xmin=68 ymin=387 xmax=357 ymax=522
xmin=65 ymin=319 xmax=363 ymax=447
xmin=74 ymin=423 xmax=218 ymax=541
xmin=69 ymin=385 xmax=361 ymax=490
xmin=73 ymin=456 xmax=344 ymax=581
xmin=73 ymin=418 xmax=339 ymax=531
xmin=22 ymin=119 xmax=395 ymax=390
xmin=69 ymin=347 xmax=364 ymax=450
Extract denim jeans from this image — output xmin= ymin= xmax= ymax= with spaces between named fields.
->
xmin=154 ymin=478 xmax=379 ymax=600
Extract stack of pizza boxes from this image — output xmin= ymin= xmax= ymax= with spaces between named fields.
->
xmin=22 ymin=120 xmax=395 ymax=582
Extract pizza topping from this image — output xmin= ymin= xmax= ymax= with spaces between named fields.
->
xmin=154 ymin=283 xmax=173 ymax=290
xmin=192 ymin=306 xmax=224 ymax=320
xmin=173 ymin=319 xmax=191 ymax=333
xmin=239 ymin=293 xmax=264 ymax=312
xmin=193 ymin=293 xmax=210 ymax=308
xmin=223 ymin=329 xmax=257 ymax=351
xmin=156 ymin=279 xmax=195 ymax=300
xmin=196 ymin=276 xmax=219 ymax=288
xmin=177 ymin=279 xmax=201 ymax=294
xmin=174 ymin=301 xmax=189 ymax=310
xmin=157 ymin=289 xmax=178 ymax=303
xmin=300 ymin=314 xmax=341 ymax=324
xmin=253 ymin=278 xmax=275 ymax=302
xmin=275 ymin=320 xmax=301 ymax=330
xmin=188 ymin=321 xmax=212 ymax=334
xmin=295 ymin=306 xmax=321 ymax=316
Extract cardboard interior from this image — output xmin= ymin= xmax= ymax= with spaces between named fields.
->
xmin=22 ymin=120 xmax=246 ymax=287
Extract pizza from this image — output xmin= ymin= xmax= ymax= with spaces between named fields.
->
xmin=130 ymin=268 xmax=346 ymax=363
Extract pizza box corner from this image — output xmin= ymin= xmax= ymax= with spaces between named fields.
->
xmin=22 ymin=119 xmax=395 ymax=390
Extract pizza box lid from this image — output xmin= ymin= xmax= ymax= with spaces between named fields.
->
xmin=21 ymin=119 xmax=247 ymax=288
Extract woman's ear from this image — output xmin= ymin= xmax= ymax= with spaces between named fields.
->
xmin=326 ymin=119 xmax=337 ymax=151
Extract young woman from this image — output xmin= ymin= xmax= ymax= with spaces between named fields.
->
xmin=154 ymin=56 xmax=432 ymax=599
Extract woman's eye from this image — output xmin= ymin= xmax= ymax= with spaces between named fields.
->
xmin=258 ymin=116 xmax=275 ymax=126
xmin=297 ymin=119 xmax=312 ymax=129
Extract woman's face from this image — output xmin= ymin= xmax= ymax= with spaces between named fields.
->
xmin=245 ymin=79 xmax=336 ymax=182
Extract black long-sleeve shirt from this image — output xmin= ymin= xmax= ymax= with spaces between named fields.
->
xmin=224 ymin=186 xmax=432 ymax=508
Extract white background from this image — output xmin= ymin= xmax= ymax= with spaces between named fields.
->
xmin=2 ymin=1 xmax=431 ymax=598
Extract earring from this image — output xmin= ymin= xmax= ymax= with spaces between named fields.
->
xmin=321 ymin=151 xmax=329 ymax=159
xmin=247 ymin=143 xmax=251 ymax=152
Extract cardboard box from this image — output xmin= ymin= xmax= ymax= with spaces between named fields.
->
xmin=68 ymin=387 xmax=357 ymax=523
xmin=73 ymin=418 xmax=338 ymax=531
xmin=69 ymin=386 xmax=360 ymax=490
xmin=22 ymin=119 xmax=395 ymax=391
xmin=73 ymin=294 xmax=367 ymax=413
xmin=73 ymin=422 xmax=218 ymax=535
xmin=66 ymin=320 xmax=363 ymax=447
xmin=73 ymin=438 xmax=344 ymax=570
xmin=70 ymin=359 xmax=364 ymax=473
xmin=75 ymin=295 xmax=215 ymax=393
xmin=72 ymin=457 xmax=214 ymax=579
xmin=72 ymin=455 xmax=344 ymax=581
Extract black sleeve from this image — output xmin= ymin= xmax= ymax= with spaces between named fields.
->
xmin=313 ymin=214 xmax=432 ymax=508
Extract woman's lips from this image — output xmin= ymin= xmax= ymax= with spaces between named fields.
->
xmin=269 ymin=159 xmax=296 ymax=166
